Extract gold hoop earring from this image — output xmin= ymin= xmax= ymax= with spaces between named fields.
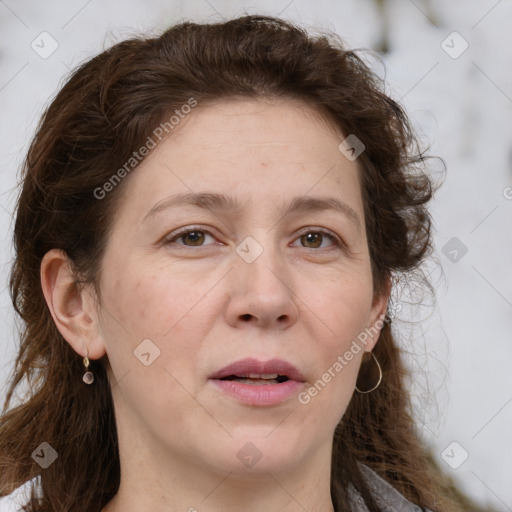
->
xmin=82 ymin=350 xmax=94 ymax=385
xmin=355 ymin=351 xmax=382 ymax=394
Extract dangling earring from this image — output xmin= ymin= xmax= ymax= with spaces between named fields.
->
xmin=355 ymin=351 xmax=382 ymax=394
xmin=82 ymin=349 xmax=94 ymax=385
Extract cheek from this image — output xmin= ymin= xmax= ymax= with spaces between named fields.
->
xmin=98 ymin=261 xmax=213 ymax=385
xmin=304 ymin=268 xmax=374 ymax=341
xmin=100 ymin=259 xmax=204 ymax=340
xmin=297 ymin=270 xmax=373 ymax=415
xmin=300 ymin=338 xmax=364 ymax=431
xmin=99 ymin=266 xmax=207 ymax=432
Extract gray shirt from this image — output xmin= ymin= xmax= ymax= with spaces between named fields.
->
xmin=0 ymin=465 xmax=434 ymax=512
xmin=349 ymin=464 xmax=434 ymax=512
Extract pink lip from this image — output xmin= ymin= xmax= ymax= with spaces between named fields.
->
xmin=209 ymin=358 xmax=306 ymax=406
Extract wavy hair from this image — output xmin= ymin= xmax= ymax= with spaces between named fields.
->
xmin=1 ymin=15 xmax=477 ymax=512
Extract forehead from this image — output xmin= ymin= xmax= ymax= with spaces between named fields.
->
xmin=112 ymin=98 xmax=364 ymax=225
xmin=171 ymin=97 xmax=345 ymax=149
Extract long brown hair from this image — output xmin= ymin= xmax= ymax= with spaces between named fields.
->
xmin=1 ymin=15 xmax=477 ymax=512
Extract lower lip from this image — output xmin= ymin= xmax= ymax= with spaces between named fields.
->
xmin=210 ymin=379 xmax=304 ymax=406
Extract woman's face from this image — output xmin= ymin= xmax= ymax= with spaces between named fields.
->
xmin=95 ymin=99 xmax=387 ymax=478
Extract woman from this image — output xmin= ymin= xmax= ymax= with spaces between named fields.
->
xmin=0 ymin=14 xmax=477 ymax=512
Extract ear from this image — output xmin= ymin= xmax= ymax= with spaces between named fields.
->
xmin=365 ymin=275 xmax=393 ymax=352
xmin=40 ymin=249 xmax=106 ymax=360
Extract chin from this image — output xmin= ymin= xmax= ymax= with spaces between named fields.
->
xmin=229 ymin=436 xmax=309 ymax=476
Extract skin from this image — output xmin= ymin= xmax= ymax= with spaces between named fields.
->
xmin=41 ymin=98 xmax=389 ymax=512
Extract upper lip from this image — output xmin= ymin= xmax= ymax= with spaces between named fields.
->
xmin=209 ymin=358 xmax=306 ymax=382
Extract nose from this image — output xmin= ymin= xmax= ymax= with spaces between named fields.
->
xmin=224 ymin=242 xmax=299 ymax=330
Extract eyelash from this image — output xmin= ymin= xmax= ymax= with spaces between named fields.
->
xmin=163 ymin=225 xmax=345 ymax=251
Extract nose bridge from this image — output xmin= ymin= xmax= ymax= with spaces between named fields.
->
xmin=226 ymin=232 xmax=299 ymax=327
xmin=237 ymin=234 xmax=290 ymax=296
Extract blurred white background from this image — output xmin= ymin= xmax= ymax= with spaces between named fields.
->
xmin=0 ymin=0 xmax=511 ymax=510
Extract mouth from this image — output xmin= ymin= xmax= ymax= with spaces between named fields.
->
xmin=209 ymin=358 xmax=306 ymax=406
xmin=219 ymin=373 xmax=290 ymax=385
xmin=209 ymin=357 xmax=306 ymax=384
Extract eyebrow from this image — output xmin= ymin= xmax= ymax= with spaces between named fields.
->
xmin=142 ymin=191 xmax=362 ymax=230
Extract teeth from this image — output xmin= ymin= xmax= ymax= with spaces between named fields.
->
xmin=235 ymin=378 xmax=278 ymax=385
xmin=247 ymin=373 xmax=279 ymax=379
xmin=219 ymin=373 xmax=289 ymax=383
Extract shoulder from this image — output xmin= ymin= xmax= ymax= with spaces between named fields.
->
xmin=348 ymin=463 xmax=434 ymax=512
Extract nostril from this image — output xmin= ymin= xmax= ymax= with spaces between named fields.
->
xmin=240 ymin=314 xmax=252 ymax=321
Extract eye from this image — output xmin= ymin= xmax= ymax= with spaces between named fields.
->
xmin=163 ymin=227 xmax=344 ymax=250
xmin=164 ymin=227 xmax=217 ymax=247
xmin=291 ymin=229 xmax=342 ymax=250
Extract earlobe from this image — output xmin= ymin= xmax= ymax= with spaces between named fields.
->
xmin=372 ymin=274 xmax=393 ymax=321
xmin=366 ymin=276 xmax=393 ymax=350
xmin=40 ymin=249 xmax=106 ymax=360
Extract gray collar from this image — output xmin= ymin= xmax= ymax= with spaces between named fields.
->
xmin=348 ymin=464 xmax=431 ymax=512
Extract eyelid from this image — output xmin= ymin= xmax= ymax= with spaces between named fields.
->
xmin=292 ymin=226 xmax=345 ymax=250
xmin=163 ymin=225 xmax=219 ymax=246
xmin=163 ymin=225 xmax=347 ymax=251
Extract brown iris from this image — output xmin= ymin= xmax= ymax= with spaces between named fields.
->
xmin=301 ymin=232 xmax=323 ymax=248
xmin=181 ymin=231 xmax=205 ymax=246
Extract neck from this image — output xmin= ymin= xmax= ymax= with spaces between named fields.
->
xmin=102 ymin=432 xmax=336 ymax=512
